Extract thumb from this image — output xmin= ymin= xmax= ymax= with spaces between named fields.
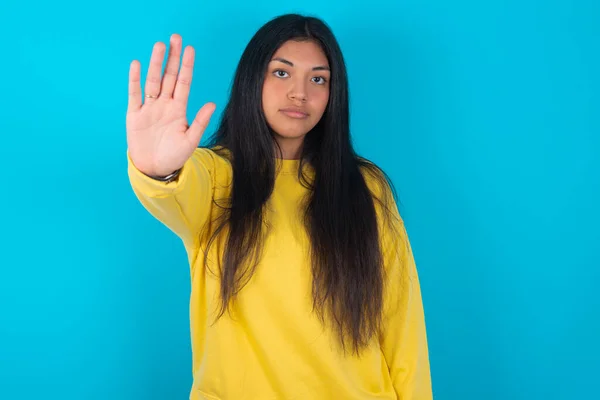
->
xmin=187 ymin=102 xmax=216 ymax=147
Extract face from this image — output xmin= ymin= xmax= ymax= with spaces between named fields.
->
xmin=262 ymin=39 xmax=331 ymax=158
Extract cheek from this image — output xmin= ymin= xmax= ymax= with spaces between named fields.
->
xmin=261 ymin=81 xmax=283 ymax=127
xmin=261 ymin=83 xmax=273 ymax=109
xmin=310 ymin=88 xmax=330 ymax=114
xmin=263 ymin=79 xmax=284 ymax=104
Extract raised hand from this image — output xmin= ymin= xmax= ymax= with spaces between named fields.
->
xmin=126 ymin=34 xmax=216 ymax=177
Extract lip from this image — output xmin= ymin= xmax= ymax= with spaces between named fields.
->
xmin=280 ymin=108 xmax=309 ymax=119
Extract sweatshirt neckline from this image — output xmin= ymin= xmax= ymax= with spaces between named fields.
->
xmin=277 ymin=158 xmax=300 ymax=173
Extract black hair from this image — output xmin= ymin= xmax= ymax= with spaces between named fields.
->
xmin=203 ymin=13 xmax=403 ymax=356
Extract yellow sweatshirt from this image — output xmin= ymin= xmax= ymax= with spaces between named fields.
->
xmin=127 ymin=146 xmax=432 ymax=400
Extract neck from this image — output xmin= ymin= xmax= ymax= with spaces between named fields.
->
xmin=274 ymin=136 xmax=304 ymax=160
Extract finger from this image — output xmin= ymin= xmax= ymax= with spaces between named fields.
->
xmin=159 ymin=34 xmax=182 ymax=99
xmin=187 ymin=102 xmax=216 ymax=147
xmin=173 ymin=46 xmax=195 ymax=104
xmin=143 ymin=42 xmax=166 ymax=103
xmin=127 ymin=60 xmax=142 ymax=113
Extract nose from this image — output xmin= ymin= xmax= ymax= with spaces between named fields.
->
xmin=288 ymin=79 xmax=308 ymax=103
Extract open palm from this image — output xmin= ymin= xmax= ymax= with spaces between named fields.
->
xmin=126 ymin=34 xmax=216 ymax=177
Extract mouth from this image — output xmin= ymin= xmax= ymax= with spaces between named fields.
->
xmin=280 ymin=108 xmax=309 ymax=119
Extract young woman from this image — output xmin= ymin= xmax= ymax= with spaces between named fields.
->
xmin=126 ymin=13 xmax=432 ymax=400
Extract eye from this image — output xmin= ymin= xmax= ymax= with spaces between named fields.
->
xmin=274 ymin=70 xmax=289 ymax=78
xmin=312 ymin=76 xmax=328 ymax=85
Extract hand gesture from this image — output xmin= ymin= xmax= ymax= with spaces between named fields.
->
xmin=126 ymin=34 xmax=216 ymax=177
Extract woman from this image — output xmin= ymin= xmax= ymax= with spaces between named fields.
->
xmin=126 ymin=13 xmax=432 ymax=400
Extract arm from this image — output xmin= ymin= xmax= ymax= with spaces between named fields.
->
xmin=379 ymin=216 xmax=433 ymax=399
xmin=127 ymin=147 xmax=216 ymax=247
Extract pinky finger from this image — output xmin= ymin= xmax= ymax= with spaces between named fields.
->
xmin=127 ymin=60 xmax=142 ymax=113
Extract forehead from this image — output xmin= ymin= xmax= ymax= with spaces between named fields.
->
xmin=272 ymin=40 xmax=329 ymax=67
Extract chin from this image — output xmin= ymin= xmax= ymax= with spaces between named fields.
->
xmin=273 ymin=130 xmax=308 ymax=139
xmin=270 ymin=123 xmax=312 ymax=139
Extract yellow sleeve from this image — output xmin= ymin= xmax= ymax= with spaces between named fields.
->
xmin=379 ymin=213 xmax=433 ymax=399
xmin=126 ymin=147 xmax=217 ymax=247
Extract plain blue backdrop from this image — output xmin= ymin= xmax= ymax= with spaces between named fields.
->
xmin=1 ymin=0 xmax=598 ymax=399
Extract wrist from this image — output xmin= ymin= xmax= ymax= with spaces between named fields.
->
xmin=143 ymin=168 xmax=182 ymax=183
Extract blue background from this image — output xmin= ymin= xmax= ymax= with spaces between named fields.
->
xmin=1 ymin=0 xmax=598 ymax=399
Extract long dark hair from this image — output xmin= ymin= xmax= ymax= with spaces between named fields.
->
xmin=202 ymin=13 xmax=403 ymax=356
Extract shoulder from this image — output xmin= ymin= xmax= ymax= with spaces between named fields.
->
xmin=357 ymin=159 xmax=396 ymax=208
xmin=191 ymin=145 xmax=233 ymax=172
xmin=357 ymin=158 xmax=405 ymax=235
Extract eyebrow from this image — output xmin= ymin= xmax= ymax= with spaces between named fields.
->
xmin=271 ymin=57 xmax=330 ymax=71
